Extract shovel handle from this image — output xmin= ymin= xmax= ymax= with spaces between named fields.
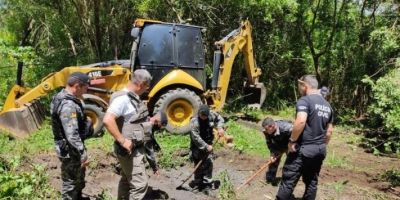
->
xmin=236 ymin=160 xmax=272 ymax=191
xmin=176 ymin=136 xmax=220 ymax=189
xmin=236 ymin=154 xmax=282 ymax=191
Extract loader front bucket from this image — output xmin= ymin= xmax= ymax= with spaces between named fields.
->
xmin=0 ymin=100 xmax=46 ymax=138
xmin=243 ymin=82 xmax=267 ymax=109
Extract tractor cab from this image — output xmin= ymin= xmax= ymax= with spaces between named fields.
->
xmin=132 ymin=19 xmax=207 ymax=91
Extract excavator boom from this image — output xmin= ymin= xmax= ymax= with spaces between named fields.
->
xmin=207 ymin=20 xmax=266 ymax=111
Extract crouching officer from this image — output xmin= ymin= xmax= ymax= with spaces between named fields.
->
xmin=262 ymin=117 xmax=293 ymax=186
xmin=50 ymin=72 xmax=92 ymax=200
xmin=103 ymin=69 xmax=153 ymax=200
xmin=189 ymin=104 xmax=225 ymax=194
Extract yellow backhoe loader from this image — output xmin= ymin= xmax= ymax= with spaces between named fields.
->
xmin=0 ymin=19 xmax=266 ymax=138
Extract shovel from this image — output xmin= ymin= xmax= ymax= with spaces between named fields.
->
xmin=176 ymin=136 xmax=220 ymax=190
xmin=236 ymin=154 xmax=282 ymax=191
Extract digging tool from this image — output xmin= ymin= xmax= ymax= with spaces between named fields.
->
xmin=236 ymin=154 xmax=282 ymax=191
xmin=176 ymin=136 xmax=220 ymax=190
xmin=236 ymin=160 xmax=272 ymax=191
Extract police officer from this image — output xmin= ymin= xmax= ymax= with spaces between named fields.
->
xmin=51 ymin=72 xmax=92 ymax=200
xmin=319 ymin=86 xmax=329 ymax=99
xmin=103 ymin=69 xmax=153 ymax=200
xmin=262 ymin=117 xmax=293 ymax=186
xmin=189 ymin=104 xmax=225 ymax=194
xmin=276 ymin=75 xmax=334 ymax=200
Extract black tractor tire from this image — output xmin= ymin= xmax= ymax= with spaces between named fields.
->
xmin=154 ymin=88 xmax=202 ymax=134
xmin=84 ymin=103 xmax=105 ymax=137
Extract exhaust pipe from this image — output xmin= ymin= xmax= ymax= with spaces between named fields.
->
xmin=16 ymin=61 xmax=24 ymax=86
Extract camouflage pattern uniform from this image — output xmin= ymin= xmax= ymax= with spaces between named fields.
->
xmin=108 ymin=90 xmax=152 ymax=200
xmin=264 ymin=120 xmax=293 ymax=183
xmin=189 ymin=111 xmax=224 ymax=188
xmin=51 ymin=89 xmax=91 ymax=200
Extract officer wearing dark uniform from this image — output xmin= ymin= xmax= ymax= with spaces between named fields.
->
xmin=262 ymin=117 xmax=293 ymax=185
xmin=189 ymin=104 xmax=224 ymax=194
xmin=51 ymin=72 xmax=93 ymax=200
xmin=276 ymin=75 xmax=334 ymax=200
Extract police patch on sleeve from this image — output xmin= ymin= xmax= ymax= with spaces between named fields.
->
xmin=296 ymin=99 xmax=308 ymax=112
xmin=70 ymin=112 xmax=77 ymax=118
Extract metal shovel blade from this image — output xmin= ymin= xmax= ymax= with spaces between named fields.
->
xmin=243 ymin=82 xmax=267 ymax=109
xmin=0 ymin=100 xmax=46 ymax=138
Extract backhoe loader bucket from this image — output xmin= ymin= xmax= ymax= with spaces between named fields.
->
xmin=243 ymin=82 xmax=267 ymax=109
xmin=0 ymin=100 xmax=46 ymax=138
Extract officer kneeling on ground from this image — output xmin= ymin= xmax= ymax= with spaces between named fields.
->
xmin=50 ymin=72 xmax=93 ymax=200
xmin=189 ymin=104 xmax=225 ymax=195
xmin=262 ymin=117 xmax=293 ymax=186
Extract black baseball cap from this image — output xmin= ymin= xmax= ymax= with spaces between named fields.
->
xmin=69 ymin=72 xmax=90 ymax=85
xmin=198 ymin=104 xmax=210 ymax=116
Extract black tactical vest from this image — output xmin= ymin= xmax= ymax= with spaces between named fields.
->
xmin=51 ymin=90 xmax=86 ymax=141
xmin=198 ymin=118 xmax=214 ymax=145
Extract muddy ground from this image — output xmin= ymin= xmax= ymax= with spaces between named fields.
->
xmin=34 ymin=130 xmax=400 ymax=200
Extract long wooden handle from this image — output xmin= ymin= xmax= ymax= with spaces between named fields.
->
xmin=236 ymin=160 xmax=272 ymax=191
xmin=176 ymin=136 xmax=220 ymax=188
xmin=176 ymin=159 xmax=204 ymax=188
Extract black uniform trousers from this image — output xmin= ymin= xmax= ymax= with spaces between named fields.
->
xmin=276 ymin=144 xmax=326 ymax=200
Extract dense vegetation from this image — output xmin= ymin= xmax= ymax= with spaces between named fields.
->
xmin=0 ymin=1 xmax=399 ymax=152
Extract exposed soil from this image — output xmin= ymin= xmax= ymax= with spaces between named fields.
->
xmin=32 ymin=132 xmax=400 ymax=200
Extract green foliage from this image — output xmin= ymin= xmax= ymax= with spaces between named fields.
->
xmin=0 ymin=157 xmax=57 ymax=199
xmin=364 ymin=69 xmax=400 ymax=132
xmin=226 ymin=121 xmax=268 ymax=157
xmin=362 ymin=68 xmax=400 ymax=153
xmin=95 ymin=189 xmax=114 ymax=200
xmin=325 ymin=150 xmax=348 ymax=168
xmin=0 ymin=121 xmax=53 ymax=155
xmin=154 ymin=131 xmax=190 ymax=169
xmin=382 ymin=169 xmax=400 ymax=187
xmin=327 ymin=180 xmax=348 ymax=197
xmin=86 ymin=132 xmax=114 ymax=152
xmin=217 ymin=170 xmax=237 ymax=200
xmin=264 ymin=101 xmax=295 ymax=120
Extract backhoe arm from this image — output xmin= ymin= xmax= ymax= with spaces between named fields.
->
xmin=209 ymin=20 xmax=265 ymax=111
xmin=2 ymin=66 xmax=129 ymax=112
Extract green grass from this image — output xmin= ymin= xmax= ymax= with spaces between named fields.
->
xmin=0 ymin=122 xmax=53 ymax=156
xmin=0 ymin=156 xmax=58 ymax=199
xmin=155 ymin=130 xmax=190 ymax=169
xmin=327 ymin=180 xmax=348 ymax=197
xmin=86 ymin=132 xmax=114 ymax=152
xmin=382 ymin=169 xmax=400 ymax=187
xmin=217 ymin=170 xmax=237 ymax=200
xmin=325 ymin=150 xmax=349 ymax=168
xmin=226 ymin=121 xmax=269 ymax=157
